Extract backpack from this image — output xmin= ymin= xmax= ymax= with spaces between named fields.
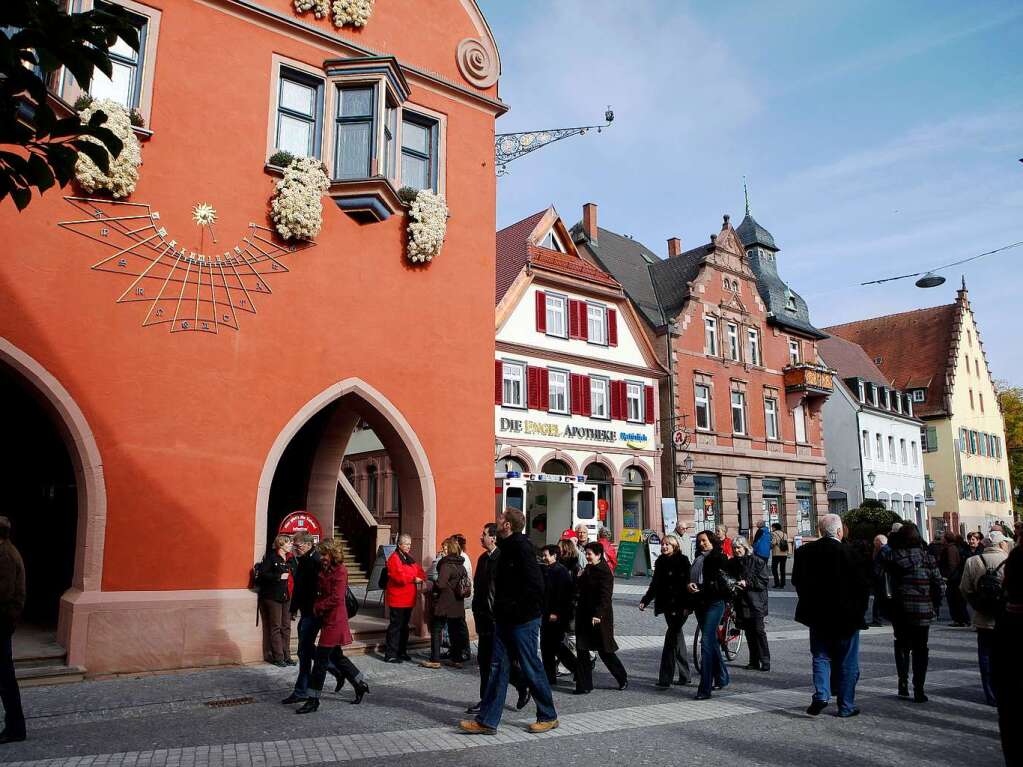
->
xmin=248 ymin=560 xmax=264 ymax=592
xmin=970 ymin=554 xmax=1006 ymax=616
xmin=778 ymin=536 xmax=790 ymax=553
xmin=454 ymin=564 xmax=472 ymax=599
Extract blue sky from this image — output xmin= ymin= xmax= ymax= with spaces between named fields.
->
xmin=480 ymin=0 xmax=1023 ymax=384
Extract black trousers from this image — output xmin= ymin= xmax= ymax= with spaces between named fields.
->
xmin=658 ymin=612 xmax=691 ymax=685
xmin=308 ymin=645 xmax=362 ymax=698
xmin=892 ymin=621 xmax=930 ymax=690
xmin=946 ymin=582 xmax=970 ymax=624
xmin=744 ymin=614 xmax=771 ymax=669
xmin=384 ymin=606 xmax=413 ymax=659
xmin=430 ymin=615 xmax=468 ymax=662
xmin=0 ymin=632 xmax=23 ymax=737
xmin=993 ymin=612 xmax=1023 ymax=766
xmin=540 ymin=620 xmax=577 ymax=685
xmin=574 ymin=625 xmax=627 ymax=692
xmin=476 ymin=628 xmax=526 ymax=700
xmin=771 ymin=556 xmax=788 ymax=587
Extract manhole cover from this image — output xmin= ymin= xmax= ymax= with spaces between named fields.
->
xmin=205 ymin=696 xmax=255 ymax=708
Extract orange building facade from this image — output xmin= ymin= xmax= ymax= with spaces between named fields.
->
xmin=0 ymin=0 xmax=505 ymax=674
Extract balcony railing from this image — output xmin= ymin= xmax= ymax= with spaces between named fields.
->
xmin=783 ymin=363 xmax=835 ymax=398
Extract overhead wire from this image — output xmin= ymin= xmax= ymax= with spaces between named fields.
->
xmin=860 ymin=240 xmax=1023 ymax=286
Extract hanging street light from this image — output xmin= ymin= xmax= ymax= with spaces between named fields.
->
xmin=915 ymin=272 xmax=946 ymax=288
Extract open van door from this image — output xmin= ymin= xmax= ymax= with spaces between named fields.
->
xmin=495 ymin=472 xmax=527 ymax=517
xmin=573 ymin=482 xmax=599 ymax=541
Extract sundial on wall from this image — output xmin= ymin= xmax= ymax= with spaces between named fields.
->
xmin=59 ymin=196 xmax=314 ymax=334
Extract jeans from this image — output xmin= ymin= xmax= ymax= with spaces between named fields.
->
xmin=307 ymin=645 xmax=363 ymax=699
xmin=293 ymin=616 xmax=341 ymax=697
xmin=430 ymin=616 xmax=468 ymax=662
xmin=696 ymin=601 xmax=729 ymax=696
xmin=977 ymin=628 xmax=997 ymax=705
xmin=574 ymin=624 xmax=627 ymax=693
xmin=259 ymin=598 xmax=292 ymax=661
xmin=0 ymin=632 xmax=24 ymax=736
xmin=745 ymin=614 xmax=771 ymax=670
xmin=477 ymin=618 xmax=557 ymax=730
xmin=809 ymin=628 xmax=860 ymax=715
xmin=384 ymin=606 xmax=413 ymax=659
xmin=771 ymin=556 xmax=788 ymax=588
xmin=658 ymin=612 xmax=691 ymax=685
xmin=540 ymin=620 xmax=577 ymax=685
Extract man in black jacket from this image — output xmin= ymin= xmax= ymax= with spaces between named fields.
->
xmin=460 ymin=509 xmax=558 ymax=735
xmin=793 ymin=513 xmax=871 ymax=718
xmin=466 ymin=524 xmax=527 ymax=714
xmin=0 ymin=518 xmax=25 ymax=744
xmin=540 ymin=545 xmax=577 ymax=686
xmin=281 ymin=532 xmax=342 ymax=704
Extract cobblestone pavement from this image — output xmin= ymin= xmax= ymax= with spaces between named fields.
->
xmin=0 ymin=583 xmax=1004 ymax=767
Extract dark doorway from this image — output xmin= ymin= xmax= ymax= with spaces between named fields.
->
xmin=265 ymin=406 xmax=332 ymax=549
xmin=0 ymin=364 xmax=76 ymax=628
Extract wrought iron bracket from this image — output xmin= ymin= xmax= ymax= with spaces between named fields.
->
xmin=495 ymin=107 xmax=613 ymax=175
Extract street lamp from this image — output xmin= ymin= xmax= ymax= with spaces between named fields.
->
xmin=676 ymin=454 xmax=695 ymax=486
xmin=826 ymin=468 xmax=838 ymax=488
xmin=866 ymin=470 xmax=876 ymax=488
xmin=926 ymin=477 xmax=936 ymax=497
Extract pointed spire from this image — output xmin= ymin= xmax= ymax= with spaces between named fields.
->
xmin=961 ymin=275 xmax=967 ymax=290
xmin=743 ymin=176 xmax=750 ymax=217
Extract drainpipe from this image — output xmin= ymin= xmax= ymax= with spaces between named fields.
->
xmin=666 ymin=319 xmax=679 ymax=519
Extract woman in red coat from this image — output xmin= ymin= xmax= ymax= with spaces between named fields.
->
xmin=295 ymin=539 xmax=368 ymax=714
xmin=383 ymin=533 xmax=426 ymax=662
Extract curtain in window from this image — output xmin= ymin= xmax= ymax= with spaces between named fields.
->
xmin=336 ymin=122 xmax=371 ymax=179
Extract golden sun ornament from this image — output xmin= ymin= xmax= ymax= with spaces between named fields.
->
xmin=191 ymin=202 xmax=217 ymax=226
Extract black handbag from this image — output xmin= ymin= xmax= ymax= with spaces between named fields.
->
xmin=345 ymin=586 xmax=359 ymax=618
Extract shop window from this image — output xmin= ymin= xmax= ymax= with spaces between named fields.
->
xmin=622 ymin=466 xmax=647 ymax=530
xmin=693 ymin=474 xmax=721 ymax=532
xmin=275 ymin=68 xmax=324 ymax=157
xmin=400 ymin=111 xmax=439 ymax=191
xmin=796 ymin=480 xmax=816 ymax=536
xmin=762 ymin=477 xmax=783 ymax=527
xmin=590 ymin=377 xmax=609 ymax=419
xmin=501 ymin=360 xmax=526 ymax=408
xmin=737 ymin=476 xmax=752 ymax=534
xmin=626 ymin=381 xmax=643 ymax=423
xmin=730 ymin=391 xmax=746 ymax=435
xmin=764 ymin=397 xmax=779 ymax=441
xmin=587 ymin=304 xmax=607 ymax=345
xmin=548 ymin=369 xmax=569 ymax=414
xmin=695 ymin=383 xmax=711 ymax=430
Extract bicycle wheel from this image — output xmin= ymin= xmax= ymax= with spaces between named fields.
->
xmin=692 ymin=622 xmax=702 ymax=674
xmin=722 ymin=608 xmax=743 ymax=661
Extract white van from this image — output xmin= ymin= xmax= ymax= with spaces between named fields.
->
xmin=495 ymin=471 xmax=599 ymax=549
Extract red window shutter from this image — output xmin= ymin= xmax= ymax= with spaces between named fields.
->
xmin=582 ymin=375 xmax=592 ymax=417
xmin=495 ymin=360 xmax=503 ymax=405
xmin=644 ymin=385 xmax=655 ymax=424
xmin=570 ymin=373 xmax=584 ymax=415
xmin=608 ymin=308 xmax=618 ymax=346
xmin=527 ymin=366 xmax=541 ymax=409
xmin=535 ymin=291 xmax=547 ymax=333
xmin=579 ymin=302 xmax=589 ymax=341
xmin=539 ymin=368 xmax=550 ymax=410
xmin=568 ymin=299 xmax=581 ymax=339
xmin=610 ymin=381 xmax=622 ymax=420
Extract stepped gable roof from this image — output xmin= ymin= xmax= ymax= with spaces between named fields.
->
xmin=736 ymin=212 xmax=777 ymax=250
xmin=648 ymin=244 xmax=713 ymax=320
xmin=818 ymin=334 xmax=890 ymax=388
xmin=497 ymin=209 xmax=619 ymax=305
xmin=825 ymin=303 xmax=957 ymax=418
xmin=573 ymin=224 xmax=666 ymax=328
xmin=496 ymin=210 xmax=545 ymax=303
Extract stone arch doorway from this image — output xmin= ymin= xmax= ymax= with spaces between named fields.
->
xmin=256 ymin=379 xmax=436 ymax=569
xmin=622 ymin=463 xmax=650 ymax=531
xmin=0 ymin=337 xmax=107 ymax=662
xmin=583 ymin=460 xmax=615 ymax=535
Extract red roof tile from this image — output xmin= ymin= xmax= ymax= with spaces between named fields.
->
xmin=496 ymin=211 xmax=545 ymax=303
xmin=824 ymin=304 xmax=957 ymax=418
xmin=817 ymin=334 xmax=889 ymax=387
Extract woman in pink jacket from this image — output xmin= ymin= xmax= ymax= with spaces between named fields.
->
xmin=294 ymin=539 xmax=368 ymax=713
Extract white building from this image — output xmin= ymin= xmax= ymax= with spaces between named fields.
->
xmin=820 ymin=335 xmax=928 ymax=535
xmin=495 ymin=207 xmax=667 ymax=538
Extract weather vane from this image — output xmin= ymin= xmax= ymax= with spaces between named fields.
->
xmin=494 ymin=107 xmax=614 ymax=176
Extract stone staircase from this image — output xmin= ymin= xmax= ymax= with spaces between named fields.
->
xmin=14 ymin=632 xmax=85 ymax=686
xmin=334 ymin=531 xmax=369 ymax=586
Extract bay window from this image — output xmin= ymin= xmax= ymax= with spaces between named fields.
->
xmin=695 ymin=384 xmax=711 ymax=430
xmin=548 ymin=370 xmax=569 ymax=414
xmin=731 ymin=391 xmax=746 ymax=435
xmin=334 ymin=86 xmax=375 ymax=179
xmin=590 ymin=377 xmax=609 ymax=419
xmin=626 ymin=382 xmax=643 ymax=422
xmin=400 ymin=112 xmax=438 ymax=191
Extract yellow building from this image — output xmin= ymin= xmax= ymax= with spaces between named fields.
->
xmin=826 ymin=281 xmax=1013 ymax=536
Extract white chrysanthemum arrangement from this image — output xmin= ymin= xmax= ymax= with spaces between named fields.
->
xmin=293 ymin=0 xmax=372 ymax=27
xmin=405 ymin=189 xmax=448 ymax=263
xmin=270 ymin=156 xmax=330 ymax=241
xmin=73 ymin=99 xmax=142 ymax=199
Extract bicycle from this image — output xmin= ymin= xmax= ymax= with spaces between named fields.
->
xmin=691 ymin=600 xmax=743 ymax=673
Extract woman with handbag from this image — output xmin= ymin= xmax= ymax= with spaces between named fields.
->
xmin=421 ymin=537 xmax=470 ymax=670
xmin=728 ymin=538 xmax=771 ymax=671
xmin=877 ymin=522 xmax=944 ymax=703
xmin=688 ymin=530 xmax=732 ymax=700
xmin=295 ymin=538 xmax=369 ymax=713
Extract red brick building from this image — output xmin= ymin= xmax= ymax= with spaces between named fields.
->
xmin=575 ymin=204 xmax=834 ymax=539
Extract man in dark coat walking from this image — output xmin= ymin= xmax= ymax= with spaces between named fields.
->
xmin=574 ymin=542 xmax=628 ymax=694
xmin=793 ymin=513 xmax=870 ymax=718
xmin=0 ymin=518 xmax=25 ymax=743
xmin=539 ymin=545 xmax=577 ymax=685
xmin=459 ymin=510 xmax=558 ymax=735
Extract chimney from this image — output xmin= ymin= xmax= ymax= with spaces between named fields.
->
xmin=582 ymin=202 xmax=598 ymax=244
xmin=667 ymin=237 xmax=682 ymax=257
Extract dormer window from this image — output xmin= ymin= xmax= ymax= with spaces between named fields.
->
xmin=540 ymin=229 xmax=566 ymax=252
xmin=857 ymin=381 xmax=865 ymax=402
xmin=882 ymin=389 xmax=890 ymax=410
xmin=784 ymin=288 xmax=797 ymax=312
xmin=912 ymin=389 xmax=925 ymax=403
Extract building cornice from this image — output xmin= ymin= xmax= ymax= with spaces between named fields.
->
xmin=496 ymin=340 xmax=667 ymax=379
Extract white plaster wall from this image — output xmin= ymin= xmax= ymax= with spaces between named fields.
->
xmin=858 ymin=409 xmax=927 ymax=503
